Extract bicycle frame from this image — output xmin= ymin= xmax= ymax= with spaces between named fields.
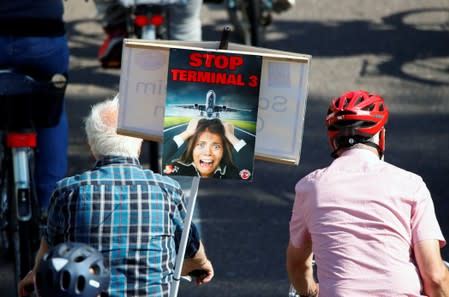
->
xmin=7 ymin=132 xmax=37 ymax=222
xmin=226 ymin=0 xmax=273 ymax=46
xmin=0 ymin=69 xmax=67 ymax=294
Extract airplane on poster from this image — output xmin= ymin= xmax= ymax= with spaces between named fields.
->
xmin=174 ymin=89 xmax=251 ymax=119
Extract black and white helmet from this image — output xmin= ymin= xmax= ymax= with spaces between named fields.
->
xmin=34 ymin=242 xmax=109 ymax=297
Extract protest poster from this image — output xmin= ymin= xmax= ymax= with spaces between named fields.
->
xmin=117 ymin=39 xmax=311 ymax=165
xmin=161 ymin=48 xmax=262 ymax=180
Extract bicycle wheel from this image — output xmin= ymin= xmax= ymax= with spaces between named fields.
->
xmin=227 ymin=0 xmax=266 ymax=46
xmin=0 ymin=139 xmax=10 ymax=256
xmin=8 ymin=148 xmax=41 ymax=290
xmin=247 ymin=0 xmax=265 ymax=46
xmin=227 ymin=0 xmax=252 ymax=45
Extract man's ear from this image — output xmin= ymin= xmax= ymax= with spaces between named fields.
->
xmin=88 ymin=143 xmax=97 ymax=160
xmin=139 ymin=139 xmax=145 ymax=158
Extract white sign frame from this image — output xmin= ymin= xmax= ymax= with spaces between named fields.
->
xmin=117 ymin=39 xmax=311 ymax=165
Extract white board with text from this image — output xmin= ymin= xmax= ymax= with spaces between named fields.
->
xmin=117 ymin=39 xmax=311 ymax=165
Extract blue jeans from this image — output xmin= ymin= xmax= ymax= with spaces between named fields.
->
xmin=168 ymin=0 xmax=202 ymax=41
xmin=0 ymin=36 xmax=69 ymax=210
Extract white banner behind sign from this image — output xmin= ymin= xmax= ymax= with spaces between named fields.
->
xmin=255 ymin=59 xmax=309 ymax=163
xmin=118 ymin=46 xmax=167 ymax=137
xmin=118 ymin=40 xmax=311 ymax=165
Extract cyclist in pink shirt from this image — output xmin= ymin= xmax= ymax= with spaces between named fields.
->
xmin=287 ymin=90 xmax=449 ymax=297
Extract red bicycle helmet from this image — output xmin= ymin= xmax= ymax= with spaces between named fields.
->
xmin=326 ymin=90 xmax=389 ymax=157
xmin=34 ymin=242 xmax=110 ymax=297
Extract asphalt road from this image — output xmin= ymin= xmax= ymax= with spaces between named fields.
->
xmin=1 ymin=1 xmax=448 ymax=296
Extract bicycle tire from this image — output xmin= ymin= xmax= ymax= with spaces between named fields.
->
xmin=227 ymin=1 xmax=252 ymax=45
xmin=248 ymin=0 xmax=264 ymax=46
xmin=226 ymin=0 xmax=266 ymax=46
xmin=0 ymin=139 xmax=10 ymax=256
xmin=8 ymin=148 xmax=41 ymax=292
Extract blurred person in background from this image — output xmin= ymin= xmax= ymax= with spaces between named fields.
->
xmin=0 ymin=0 xmax=69 ymax=217
xmin=94 ymin=0 xmax=203 ymax=68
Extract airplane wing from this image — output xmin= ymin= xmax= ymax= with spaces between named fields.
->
xmin=213 ymin=105 xmax=252 ymax=113
xmin=174 ymin=104 xmax=206 ymax=111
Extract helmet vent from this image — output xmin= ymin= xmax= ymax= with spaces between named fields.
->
xmin=46 ymin=270 xmax=53 ymax=288
xmin=354 ymin=96 xmax=364 ymax=106
xmin=76 ymin=276 xmax=86 ymax=293
xmin=365 ymin=104 xmax=375 ymax=111
xmin=59 ymin=245 xmax=71 ymax=256
xmin=334 ymin=98 xmax=340 ymax=106
xmin=74 ymin=255 xmax=86 ymax=263
xmin=328 ymin=119 xmax=376 ymax=131
xmin=90 ymin=264 xmax=100 ymax=275
xmin=62 ymin=270 xmax=71 ymax=290
xmin=337 ymin=97 xmax=352 ymax=108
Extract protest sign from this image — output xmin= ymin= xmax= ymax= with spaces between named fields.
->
xmin=117 ymin=39 xmax=311 ymax=165
xmin=161 ymin=48 xmax=262 ymax=180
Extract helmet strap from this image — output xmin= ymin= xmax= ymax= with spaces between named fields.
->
xmin=379 ymin=128 xmax=386 ymax=156
xmin=363 ymin=141 xmax=383 ymax=159
xmin=331 ymin=136 xmax=384 ymax=159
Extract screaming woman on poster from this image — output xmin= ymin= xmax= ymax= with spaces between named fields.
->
xmin=163 ymin=118 xmax=252 ymax=180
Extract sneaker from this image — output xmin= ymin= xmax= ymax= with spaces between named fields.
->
xmin=98 ymin=25 xmax=128 ymax=69
xmin=272 ymin=0 xmax=295 ymax=13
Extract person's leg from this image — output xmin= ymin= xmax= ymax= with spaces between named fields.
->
xmin=93 ymin=0 xmax=128 ymax=27
xmin=6 ymin=36 xmax=70 ymax=211
xmin=34 ymin=37 xmax=69 ymax=211
xmin=36 ymin=111 xmax=68 ymax=210
xmin=168 ymin=0 xmax=203 ymax=41
xmin=93 ymin=0 xmax=129 ymax=67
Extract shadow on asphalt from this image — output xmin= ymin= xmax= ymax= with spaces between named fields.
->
xmin=204 ymin=7 xmax=449 ymax=86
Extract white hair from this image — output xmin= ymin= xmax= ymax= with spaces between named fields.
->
xmin=84 ymin=94 xmax=143 ymax=159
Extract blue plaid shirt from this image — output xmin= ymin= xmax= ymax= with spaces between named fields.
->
xmin=44 ymin=156 xmax=199 ymax=297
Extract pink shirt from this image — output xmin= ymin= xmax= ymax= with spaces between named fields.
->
xmin=290 ymin=149 xmax=446 ymax=297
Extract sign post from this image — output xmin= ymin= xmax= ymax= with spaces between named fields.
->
xmin=169 ymin=176 xmax=200 ymax=297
